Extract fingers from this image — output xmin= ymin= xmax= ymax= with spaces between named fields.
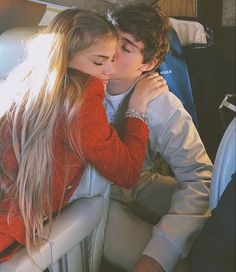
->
xmin=145 ymin=73 xmax=169 ymax=98
xmin=141 ymin=72 xmax=167 ymax=87
xmin=150 ymin=76 xmax=167 ymax=91
xmin=135 ymin=73 xmax=168 ymax=98
xmin=132 ymin=72 xmax=169 ymax=108
xmin=155 ymin=77 xmax=166 ymax=88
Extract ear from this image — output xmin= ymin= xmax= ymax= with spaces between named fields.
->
xmin=139 ymin=59 xmax=158 ymax=72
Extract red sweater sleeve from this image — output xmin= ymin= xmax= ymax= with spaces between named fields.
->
xmin=0 ymin=199 xmax=25 ymax=262
xmin=70 ymin=77 xmax=149 ymax=188
xmin=0 ymin=233 xmax=21 ymax=262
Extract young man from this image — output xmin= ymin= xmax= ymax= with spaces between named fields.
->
xmin=102 ymin=3 xmax=213 ymax=272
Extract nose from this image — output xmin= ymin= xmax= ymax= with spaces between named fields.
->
xmin=103 ymin=61 xmax=115 ymax=76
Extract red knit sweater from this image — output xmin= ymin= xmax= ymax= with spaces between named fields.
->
xmin=0 ymin=77 xmax=148 ymax=262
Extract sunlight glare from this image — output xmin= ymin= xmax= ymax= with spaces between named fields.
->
xmin=0 ymin=32 xmax=57 ymax=117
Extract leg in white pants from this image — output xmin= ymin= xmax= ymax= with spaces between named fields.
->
xmin=103 ymin=200 xmax=152 ymax=271
xmin=103 ymin=172 xmax=177 ymax=271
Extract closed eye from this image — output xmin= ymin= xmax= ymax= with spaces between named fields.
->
xmin=93 ymin=61 xmax=103 ymax=66
xmin=121 ymin=45 xmax=131 ymax=53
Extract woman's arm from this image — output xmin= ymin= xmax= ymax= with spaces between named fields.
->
xmin=0 ymin=206 xmax=25 ymax=263
xmin=71 ymin=78 xmax=149 ymax=188
xmin=0 ymin=232 xmax=21 ymax=263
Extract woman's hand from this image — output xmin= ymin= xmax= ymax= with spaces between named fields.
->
xmin=129 ymin=73 xmax=168 ymax=113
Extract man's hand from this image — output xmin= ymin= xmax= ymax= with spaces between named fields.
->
xmin=132 ymin=255 xmax=165 ymax=272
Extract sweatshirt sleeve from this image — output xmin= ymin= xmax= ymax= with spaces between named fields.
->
xmin=70 ymin=77 xmax=149 ymax=188
xmin=142 ymin=93 xmax=213 ymax=272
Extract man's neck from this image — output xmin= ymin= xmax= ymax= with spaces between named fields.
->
xmin=107 ymin=77 xmax=140 ymax=95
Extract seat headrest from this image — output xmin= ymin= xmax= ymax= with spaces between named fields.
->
xmin=0 ymin=27 xmax=39 ymax=79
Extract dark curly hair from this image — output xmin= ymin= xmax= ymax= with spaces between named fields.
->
xmin=108 ymin=3 xmax=172 ymax=67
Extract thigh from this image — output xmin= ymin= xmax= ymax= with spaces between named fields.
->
xmin=111 ymin=172 xmax=176 ymax=224
xmin=103 ymin=200 xmax=153 ymax=272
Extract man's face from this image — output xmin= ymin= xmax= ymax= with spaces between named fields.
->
xmin=110 ymin=31 xmax=145 ymax=81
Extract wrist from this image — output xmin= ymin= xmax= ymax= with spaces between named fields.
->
xmin=128 ymin=97 xmax=147 ymax=114
xmin=126 ymin=108 xmax=148 ymax=126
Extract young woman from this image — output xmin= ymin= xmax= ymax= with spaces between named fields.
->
xmin=0 ymin=9 xmax=167 ymax=261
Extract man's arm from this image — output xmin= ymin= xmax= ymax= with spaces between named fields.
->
xmin=142 ymin=92 xmax=213 ymax=272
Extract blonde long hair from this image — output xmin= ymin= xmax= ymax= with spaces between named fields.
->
xmin=0 ymin=9 xmax=117 ymax=255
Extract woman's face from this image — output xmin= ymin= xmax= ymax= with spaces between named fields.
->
xmin=68 ymin=36 xmax=117 ymax=84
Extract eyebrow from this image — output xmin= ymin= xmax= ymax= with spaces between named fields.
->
xmin=121 ymin=37 xmax=140 ymax=50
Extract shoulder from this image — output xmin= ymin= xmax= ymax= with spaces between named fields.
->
xmin=147 ymin=91 xmax=190 ymax=125
xmin=148 ymin=91 xmax=183 ymax=115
